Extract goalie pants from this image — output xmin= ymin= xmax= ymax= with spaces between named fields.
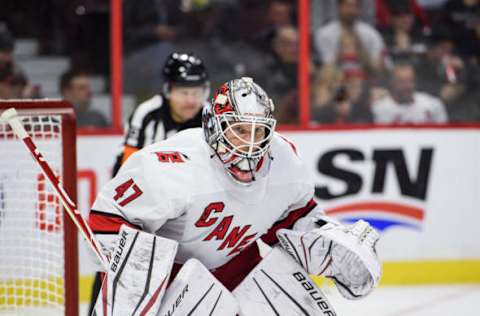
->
xmin=169 ymin=242 xmax=263 ymax=291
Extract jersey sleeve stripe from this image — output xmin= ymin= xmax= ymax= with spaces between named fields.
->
xmin=260 ymin=198 xmax=317 ymax=245
xmin=89 ymin=209 xmax=142 ymax=234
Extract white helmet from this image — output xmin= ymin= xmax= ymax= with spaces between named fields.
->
xmin=202 ymin=77 xmax=277 ymax=184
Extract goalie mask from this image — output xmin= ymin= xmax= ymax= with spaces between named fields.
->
xmin=203 ymin=77 xmax=276 ymax=185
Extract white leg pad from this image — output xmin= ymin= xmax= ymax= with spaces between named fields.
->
xmin=233 ymin=247 xmax=337 ymax=316
xmin=92 ymin=225 xmax=178 ymax=316
xmin=157 ymin=258 xmax=239 ymax=316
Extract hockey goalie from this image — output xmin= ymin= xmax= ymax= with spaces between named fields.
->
xmin=88 ymin=77 xmax=381 ymax=315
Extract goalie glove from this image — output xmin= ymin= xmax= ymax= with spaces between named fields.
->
xmin=276 ymin=220 xmax=381 ymax=300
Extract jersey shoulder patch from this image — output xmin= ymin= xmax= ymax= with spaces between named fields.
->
xmin=140 ymin=129 xmax=206 ymax=166
xmin=151 ymin=151 xmax=190 ymax=163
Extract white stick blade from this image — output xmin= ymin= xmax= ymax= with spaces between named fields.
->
xmin=1 ymin=107 xmax=29 ymax=138
xmin=0 ymin=107 xmax=18 ymax=121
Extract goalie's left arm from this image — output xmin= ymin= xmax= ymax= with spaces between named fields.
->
xmin=259 ymin=193 xmax=381 ymax=300
xmin=260 ymin=139 xmax=382 ymax=300
xmin=277 ymin=215 xmax=381 ymax=300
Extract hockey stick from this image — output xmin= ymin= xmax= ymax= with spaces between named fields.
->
xmin=0 ymin=108 xmax=109 ymax=270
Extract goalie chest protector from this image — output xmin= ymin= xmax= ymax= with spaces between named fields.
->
xmin=92 ymin=128 xmax=314 ymax=270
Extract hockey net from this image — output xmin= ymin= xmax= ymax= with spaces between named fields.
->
xmin=0 ymin=100 xmax=78 ymax=316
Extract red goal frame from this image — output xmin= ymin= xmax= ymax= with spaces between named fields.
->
xmin=0 ymin=100 xmax=79 ymax=316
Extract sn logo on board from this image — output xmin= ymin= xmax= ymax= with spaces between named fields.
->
xmin=315 ymin=148 xmax=433 ymax=232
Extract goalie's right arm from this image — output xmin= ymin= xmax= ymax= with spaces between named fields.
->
xmin=88 ymin=151 xmax=178 ymax=266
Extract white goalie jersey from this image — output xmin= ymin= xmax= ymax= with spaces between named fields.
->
xmin=89 ymin=128 xmax=321 ymax=286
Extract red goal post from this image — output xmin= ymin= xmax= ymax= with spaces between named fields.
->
xmin=0 ymin=100 xmax=78 ymax=316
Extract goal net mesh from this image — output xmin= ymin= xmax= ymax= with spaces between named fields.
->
xmin=0 ymin=114 xmax=66 ymax=316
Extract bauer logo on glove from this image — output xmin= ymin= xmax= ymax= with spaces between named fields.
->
xmin=276 ymin=219 xmax=382 ymax=300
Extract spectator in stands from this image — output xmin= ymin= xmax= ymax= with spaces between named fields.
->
xmin=0 ymin=22 xmax=43 ymax=100
xmin=311 ymin=65 xmax=344 ymax=110
xmin=311 ymin=0 xmax=376 ymax=31
xmin=313 ymin=86 xmax=354 ymax=125
xmin=0 ymin=22 xmax=14 ymax=68
xmin=442 ymin=0 xmax=480 ymax=63
xmin=415 ymin=30 xmax=466 ymax=96
xmin=0 ymin=63 xmax=16 ymax=99
xmin=0 ymin=62 xmax=40 ymax=99
xmin=250 ymin=0 xmax=295 ymax=53
xmin=123 ymin=0 xmax=182 ymax=96
xmin=413 ymin=29 xmax=480 ymax=121
xmin=9 ymin=65 xmax=36 ymax=99
xmin=60 ymin=70 xmax=108 ymax=128
xmin=313 ymin=0 xmax=386 ymax=74
xmin=256 ymin=25 xmax=300 ymax=124
xmin=337 ymin=28 xmax=377 ymax=76
xmin=371 ymin=63 xmax=448 ymax=123
xmin=381 ymin=3 xmax=428 ymax=62
xmin=376 ymin=0 xmax=431 ymax=31
xmin=416 ymin=29 xmax=480 ymax=122
xmin=312 ymin=69 xmax=373 ymax=124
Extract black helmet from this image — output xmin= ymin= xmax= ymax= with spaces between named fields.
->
xmin=163 ymin=52 xmax=208 ymax=87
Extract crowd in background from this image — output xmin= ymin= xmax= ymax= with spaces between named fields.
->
xmin=310 ymin=0 xmax=480 ymax=125
xmin=0 ymin=0 xmax=479 ymax=126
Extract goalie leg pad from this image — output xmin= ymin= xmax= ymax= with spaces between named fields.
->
xmin=157 ymin=258 xmax=239 ymax=316
xmin=233 ymin=247 xmax=337 ymax=316
xmin=92 ymin=225 xmax=178 ymax=316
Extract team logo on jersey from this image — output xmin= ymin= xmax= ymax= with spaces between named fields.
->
xmin=194 ymin=202 xmax=257 ymax=256
xmin=153 ymin=151 xmax=189 ymax=163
